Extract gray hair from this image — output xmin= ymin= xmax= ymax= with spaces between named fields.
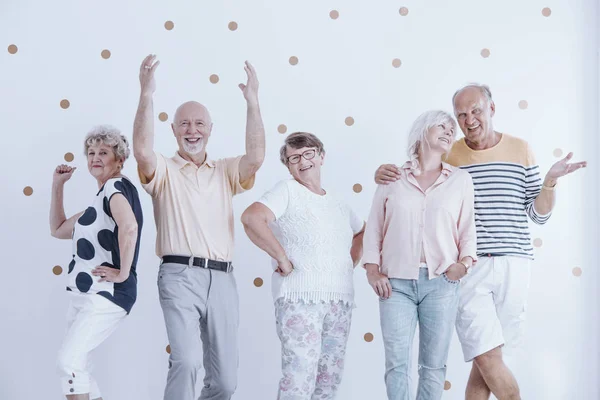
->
xmin=279 ymin=132 xmax=325 ymax=165
xmin=83 ymin=125 xmax=130 ymax=162
xmin=452 ymin=83 xmax=493 ymax=109
xmin=406 ymin=110 xmax=457 ymax=175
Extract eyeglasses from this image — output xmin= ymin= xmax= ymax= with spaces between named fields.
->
xmin=286 ymin=149 xmax=317 ymax=165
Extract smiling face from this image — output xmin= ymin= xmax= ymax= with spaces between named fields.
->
xmin=453 ymin=86 xmax=495 ymax=146
xmin=171 ymin=101 xmax=213 ymax=156
xmin=421 ymin=122 xmax=456 ymax=155
xmin=87 ymin=143 xmax=123 ymax=183
xmin=285 ymin=146 xmax=324 ymax=185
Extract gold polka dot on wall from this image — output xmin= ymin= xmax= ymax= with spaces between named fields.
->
xmin=101 ymin=49 xmax=111 ymax=59
xmin=23 ymin=186 xmax=33 ymax=196
xmin=364 ymin=333 xmax=374 ymax=342
xmin=64 ymin=152 xmax=74 ymax=162
xmin=277 ymin=124 xmax=287 ymax=134
xmin=353 ymin=184 xmax=363 ymax=193
xmin=164 ymin=20 xmax=175 ymax=30
xmin=159 ymin=112 xmax=169 ymax=122
xmin=330 ymin=10 xmax=339 ymax=19
xmin=8 ymin=44 xmax=18 ymax=54
xmin=289 ymin=56 xmax=299 ymax=66
xmin=481 ymin=48 xmax=491 ymax=58
xmin=253 ymin=278 xmax=264 ymax=287
xmin=533 ymin=238 xmax=543 ymax=248
xmin=518 ymin=100 xmax=528 ymax=110
xmin=345 ymin=117 xmax=355 ymax=126
xmin=209 ymin=74 xmax=219 ymax=84
xmin=53 ymin=265 xmax=63 ymax=275
xmin=399 ymin=7 xmax=409 ymax=16
xmin=542 ymin=7 xmax=552 ymax=17
xmin=573 ymin=267 xmax=582 ymax=277
xmin=444 ymin=381 xmax=452 ymax=391
xmin=392 ymin=58 xmax=402 ymax=68
xmin=228 ymin=21 xmax=238 ymax=31
xmin=553 ymin=148 xmax=563 ymax=158
xmin=166 ymin=344 xmax=171 ymax=354
xmin=60 ymin=99 xmax=70 ymax=109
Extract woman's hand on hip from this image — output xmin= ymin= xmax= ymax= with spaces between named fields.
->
xmin=91 ymin=266 xmax=128 ymax=283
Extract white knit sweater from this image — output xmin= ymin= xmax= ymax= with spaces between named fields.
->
xmin=257 ymin=179 xmax=364 ymax=305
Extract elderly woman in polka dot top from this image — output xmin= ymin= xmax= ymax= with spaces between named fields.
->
xmin=49 ymin=125 xmax=143 ymax=400
xmin=241 ymin=132 xmax=365 ymax=400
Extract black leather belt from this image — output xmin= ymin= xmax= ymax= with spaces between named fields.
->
xmin=161 ymin=255 xmax=233 ymax=273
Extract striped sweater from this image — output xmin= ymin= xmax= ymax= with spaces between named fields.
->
xmin=444 ymin=133 xmax=550 ymax=259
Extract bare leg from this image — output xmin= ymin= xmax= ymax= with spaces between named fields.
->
xmin=472 ymin=347 xmax=520 ymax=400
xmin=465 ymin=362 xmax=491 ymax=400
xmin=66 ymin=394 xmax=89 ymax=400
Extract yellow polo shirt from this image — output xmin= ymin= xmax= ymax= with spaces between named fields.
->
xmin=139 ymin=151 xmax=255 ymax=261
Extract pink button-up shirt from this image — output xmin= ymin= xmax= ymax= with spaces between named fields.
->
xmin=363 ymin=162 xmax=477 ymax=279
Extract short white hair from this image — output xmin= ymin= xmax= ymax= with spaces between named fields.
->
xmin=83 ymin=125 xmax=130 ymax=162
xmin=452 ymin=83 xmax=493 ymax=108
xmin=406 ymin=110 xmax=457 ymax=175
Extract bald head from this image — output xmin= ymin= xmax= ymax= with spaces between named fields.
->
xmin=174 ymin=101 xmax=212 ymax=125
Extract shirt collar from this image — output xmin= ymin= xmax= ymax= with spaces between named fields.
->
xmin=172 ymin=152 xmax=216 ymax=169
xmin=400 ymin=161 xmax=455 ymax=176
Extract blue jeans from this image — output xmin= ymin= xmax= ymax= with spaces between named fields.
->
xmin=379 ymin=267 xmax=460 ymax=400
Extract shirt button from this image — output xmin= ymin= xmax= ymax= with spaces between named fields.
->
xmin=69 ymin=380 xmax=73 ymax=384
xmin=70 ymin=389 xmax=74 ymax=393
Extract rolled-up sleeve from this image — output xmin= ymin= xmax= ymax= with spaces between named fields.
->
xmin=362 ymin=184 xmax=388 ymax=267
xmin=457 ymin=173 xmax=478 ymax=263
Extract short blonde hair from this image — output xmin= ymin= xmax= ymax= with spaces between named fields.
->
xmin=83 ymin=125 xmax=130 ymax=162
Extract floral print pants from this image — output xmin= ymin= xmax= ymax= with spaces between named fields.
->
xmin=275 ymin=298 xmax=353 ymax=400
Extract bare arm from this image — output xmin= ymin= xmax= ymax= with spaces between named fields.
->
xmin=241 ymin=202 xmax=285 ymax=262
xmin=350 ymin=223 xmax=366 ymax=267
xmin=110 ymin=194 xmax=138 ymax=280
xmin=49 ymin=165 xmax=82 ymax=239
xmin=238 ymin=61 xmax=265 ymax=183
xmin=133 ymin=54 xmax=160 ymax=182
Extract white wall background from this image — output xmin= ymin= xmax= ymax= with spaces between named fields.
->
xmin=1 ymin=1 xmax=598 ymax=399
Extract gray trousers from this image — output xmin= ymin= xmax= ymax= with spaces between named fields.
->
xmin=158 ymin=261 xmax=239 ymax=400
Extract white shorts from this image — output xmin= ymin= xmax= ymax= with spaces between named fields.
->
xmin=56 ymin=291 xmax=127 ymax=396
xmin=455 ymin=255 xmax=531 ymax=363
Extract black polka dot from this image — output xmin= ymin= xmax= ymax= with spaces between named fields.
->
xmin=75 ymin=272 xmax=93 ymax=293
xmin=76 ymin=238 xmax=95 ymax=260
xmin=101 ymin=262 xmax=114 ymax=267
xmin=66 ymin=287 xmax=72 ymax=291
xmin=103 ymin=197 xmax=112 ymax=218
xmin=98 ymin=229 xmax=116 ymax=252
xmin=68 ymin=258 xmax=75 ymax=274
xmin=114 ymin=181 xmax=125 ymax=193
xmin=78 ymin=207 xmax=97 ymax=226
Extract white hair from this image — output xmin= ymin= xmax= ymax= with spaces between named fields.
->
xmin=83 ymin=125 xmax=130 ymax=162
xmin=452 ymin=83 xmax=493 ymax=108
xmin=406 ymin=110 xmax=457 ymax=175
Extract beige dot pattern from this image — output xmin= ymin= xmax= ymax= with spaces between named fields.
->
xmin=159 ymin=112 xmax=169 ymax=122
xmin=481 ymin=48 xmax=491 ymax=58
xmin=164 ymin=21 xmax=174 ymax=30
xmin=330 ymin=10 xmax=339 ymax=20
xmin=542 ymin=7 xmax=552 ymax=17
xmin=64 ymin=152 xmax=74 ymax=162
xmin=444 ymin=381 xmax=452 ymax=390
xmin=533 ymin=238 xmax=543 ymax=248
xmin=553 ymin=148 xmax=563 ymax=158
xmin=345 ymin=117 xmax=354 ymax=126
xmin=573 ymin=267 xmax=582 ymax=277
xmin=53 ymin=265 xmax=63 ymax=275
xmin=364 ymin=333 xmax=374 ymax=342
xmin=353 ymin=184 xmax=363 ymax=193
xmin=392 ymin=58 xmax=402 ymax=68
xmin=518 ymin=100 xmax=528 ymax=109
xmin=8 ymin=44 xmax=18 ymax=54
xmin=166 ymin=345 xmax=171 ymax=354
xmin=228 ymin=21 xmax=238 ymax=31
xmin=399 ymin=7 xmax=409 ymax=16
xmin=254 ymin=278 xmax=264 ymax=287
xmin=278 ymin=124 xmax=287 ymax=134
xmin=101 ymin=49 xmax=111 ymax=59
xmin=289 ymin=56 xmax=299 ymax=66
xmin=209 ymin=74 xmax=219 ymax=84
xmin=60 ymin=99 xmax=70 ymax=109
xmin=23 ymin=186 xmax=33 ymax=196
